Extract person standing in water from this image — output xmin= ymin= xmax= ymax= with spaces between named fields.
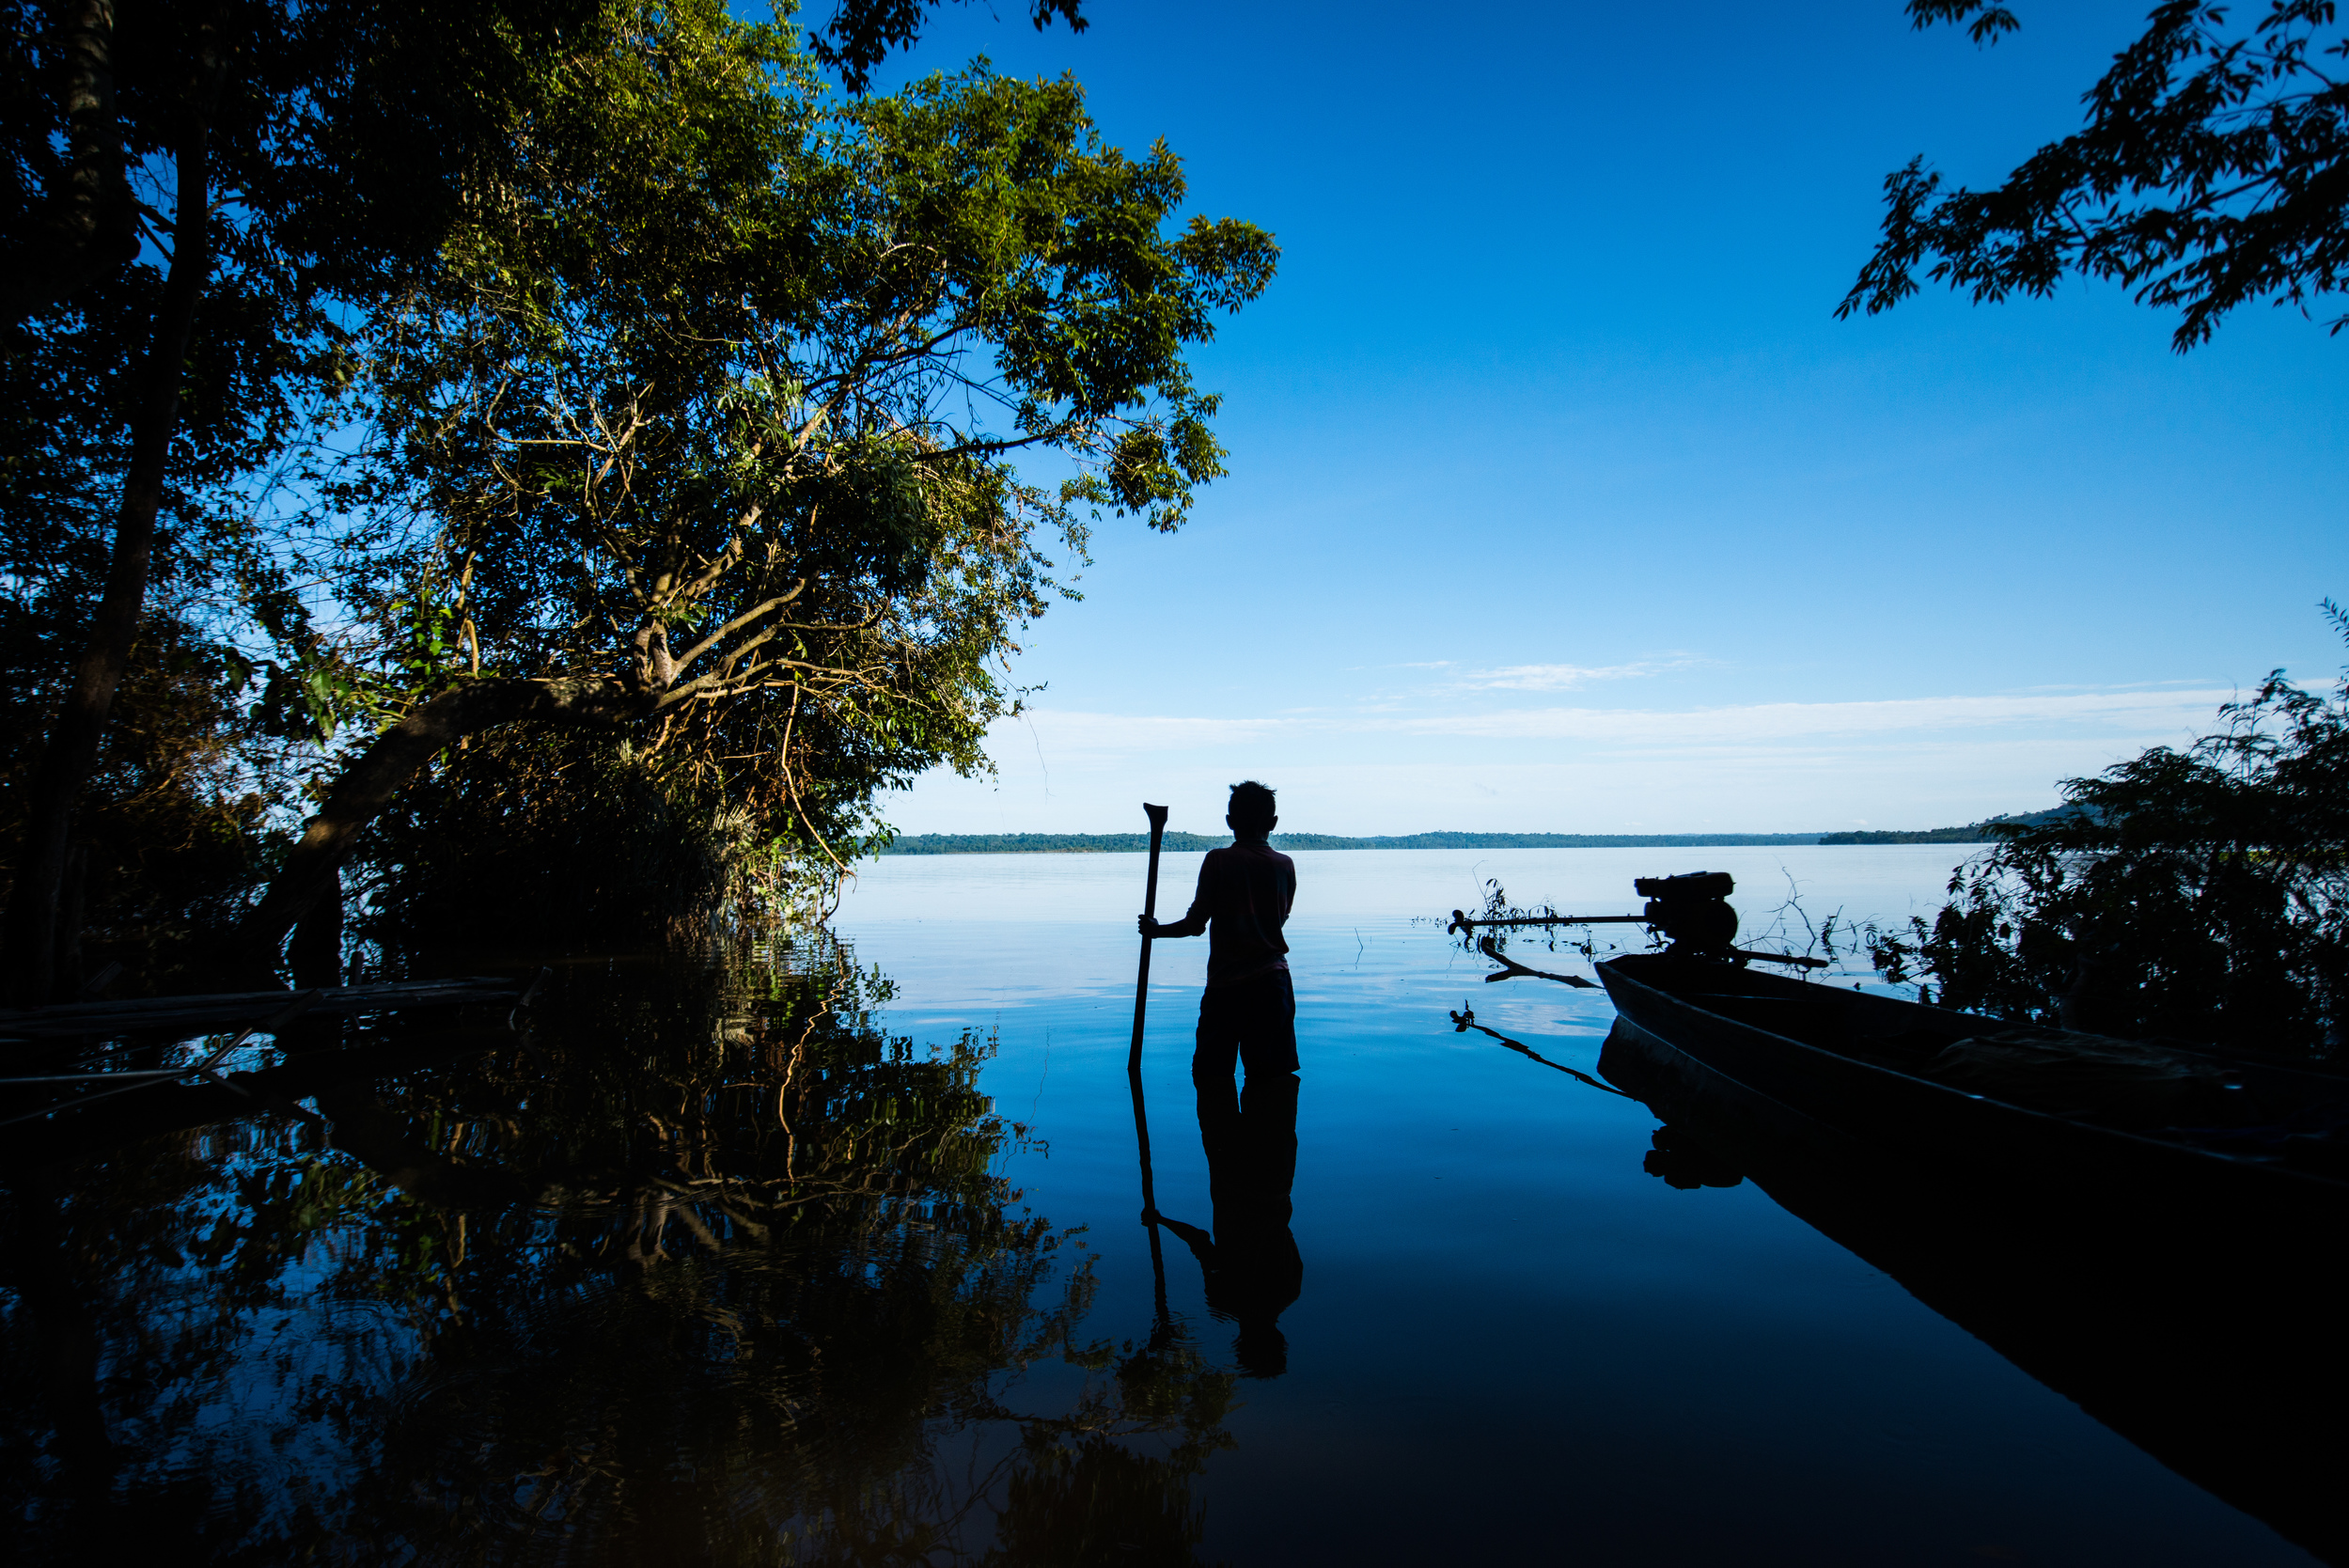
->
xmin=1138 ymin=779 xmax=1298 ymax=1088
xmin=1140 ymin=780 xmax=1303 ymax=1375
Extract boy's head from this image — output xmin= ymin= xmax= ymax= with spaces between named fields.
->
xmin=1227 ymin=779 xmax=1277 ymax=839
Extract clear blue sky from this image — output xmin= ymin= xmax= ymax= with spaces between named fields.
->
xmin=846 ymin=0 xmax=2347 ymax=837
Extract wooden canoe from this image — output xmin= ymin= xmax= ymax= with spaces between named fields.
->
xmin=1593 ymin=952 xmax=2349 ymax=1216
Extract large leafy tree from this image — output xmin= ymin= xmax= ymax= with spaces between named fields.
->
xmin=232 ymin=2 xmax=1275 ymax=964
xmin=2 ymin=0 xmax=1143 ymax=999
xmin=1840 ymin=0 xmax=2349 ymax=349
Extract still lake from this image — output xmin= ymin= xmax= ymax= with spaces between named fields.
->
xmin=832 ymin=845 xmax=2315 ymax=1566
xmin=1 ymin=844 xmax=2321 ymax=1563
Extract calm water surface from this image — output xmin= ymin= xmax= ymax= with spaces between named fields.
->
xmin=833 ymin=847 xmax=2316 ymax=1566
xmin=0 ymin=846 xmax=2320 ymax=1564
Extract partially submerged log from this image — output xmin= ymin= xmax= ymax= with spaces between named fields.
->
xmin=2 ymin=1024 xmax=531 ymax=1174
xmin=0 ymin=975 xmax=535 ymax=1047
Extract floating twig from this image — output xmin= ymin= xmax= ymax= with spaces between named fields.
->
xmin=1478 ymin=935 xmax=1599 ymax=988
xmin=1449 ymin=1007 xmax=1631 ymax=1097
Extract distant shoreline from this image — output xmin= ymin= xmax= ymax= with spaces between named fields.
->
xmin=879 ymin=825 xmax=2004 ymax=855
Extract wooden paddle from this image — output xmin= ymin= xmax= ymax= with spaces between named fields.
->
xmin=1129 ymin=803 xmax=1171 ymax=1068
xmin=1127 ymin=804 xmax=1172 ymax=1319
xmin=1128 ymin=804 xmax=1169 ymax=1214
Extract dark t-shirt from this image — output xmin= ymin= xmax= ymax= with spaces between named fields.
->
xmin=1182 ymin=843 xmax=1297 ymax=988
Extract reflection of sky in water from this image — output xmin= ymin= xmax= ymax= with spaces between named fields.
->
xmin=836 ymin=847 xmax=2317 ymax=1565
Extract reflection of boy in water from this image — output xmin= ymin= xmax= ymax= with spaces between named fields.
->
xmin=1139 ymin=780 xmax=1302 ymax=1375
xmin=1160 ymin=1067 xmax=1302 ymax=1377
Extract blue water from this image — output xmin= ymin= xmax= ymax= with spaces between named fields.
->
xmin=833 ymin=846 xmax=2316 ymax=1565
xmin=1 ymin=845 xmax=2318 ymax=1563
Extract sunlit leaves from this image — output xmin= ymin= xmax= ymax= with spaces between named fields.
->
xmin=282 ymin=3 xmax=1275 ymax=926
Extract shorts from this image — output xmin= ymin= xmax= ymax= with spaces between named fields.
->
xmin=1193 ymin=968 xmax=1299 ymax=1082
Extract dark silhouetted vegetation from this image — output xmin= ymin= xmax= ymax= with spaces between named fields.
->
xmin=1869 ymin=612 xmax=2349 ymax=1058
xmin=1844 ymin=0 xmax=2349 ymax=350
xmin=3 ymin=0 xmax=619 ymax=1001
xmin=1818 ymin=812 xmax=2068 ymax=845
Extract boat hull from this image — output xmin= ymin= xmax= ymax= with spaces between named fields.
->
xmin=1595 ymin=952 xmax=2349 ymax=1222
xmin=1595 ymin=1007 xmax=2349 ymax=1565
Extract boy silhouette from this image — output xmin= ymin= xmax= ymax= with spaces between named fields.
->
xmin=1138 ymin=780 xmax=1303 ymax=1375
xmin=1138 ymin=779 xmax=1298 ymax=1086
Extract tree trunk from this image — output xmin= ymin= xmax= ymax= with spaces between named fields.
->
xmin=288 ymin=870 xmax=344 ymax=990
xmin=4 ymin=106 xmax=216 ymax=1006
xmin=6 ymin=1 xmax=138 ymax=325
xmin=56 ymin=846 xmax=89 ymax=998
xmin=234 ymin=676 xmax=654 ymax=975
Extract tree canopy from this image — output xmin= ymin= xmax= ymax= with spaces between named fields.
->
xmin=1841 ymin=0 xmax=2349 ymax=349
xmin=232 ymin=0 xmax=1275 ymax=961
xmin=808 ymin=0 xmax=1088 ymax=92
xmin=3 ymin=0 xmax=1272 ymax=990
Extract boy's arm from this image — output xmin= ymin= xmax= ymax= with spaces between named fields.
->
xmin=1141 ymin=909 xmax=1206 ymax=938
xmin=1139 ymin=859 xmax=1213 ymax=938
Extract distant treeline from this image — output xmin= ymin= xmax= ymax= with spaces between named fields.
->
xmin=1816 ymin=811 xmax=2064 ymax=846
xmin=880 ymin=820 xmax=2068 ymax=855
xmin=882 ymin=830 xmax=1838 ymax=855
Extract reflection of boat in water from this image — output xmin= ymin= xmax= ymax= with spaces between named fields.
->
xmin=1595 ymin=952 xmax=2349 ymax=1213
xmin=1594 ymin=988 xmax=2349 ymax=1566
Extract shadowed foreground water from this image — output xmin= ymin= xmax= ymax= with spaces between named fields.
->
xmin=0 ymin=847 xmax=2326 ymax=1563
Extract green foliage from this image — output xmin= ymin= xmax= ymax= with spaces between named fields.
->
xmin=355 ymin=729 xmax=799 ymax=951
xmin=808 ymin=0 xmax=1089 ymax=94
xmin=1844 ymin=1 xmax=2349 ymax=349
xmin=268 ymin=0 xmax=1275 ymax=932
xmin=1868 ymin=615 xmax=2349 ymax=1055
xmin=7 ymin=0 xmax=1273 ymax=964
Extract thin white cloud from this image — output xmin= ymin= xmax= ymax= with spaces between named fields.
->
xmin=1391 ymin=688 xmax=2234 ymax=745
xmin=997 ymin=685 xmax=2234 ymax=762
xmin=1461 ymin=657 xmax=1692 ymax=691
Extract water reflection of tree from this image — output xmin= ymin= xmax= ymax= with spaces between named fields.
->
xmin=0 ymin=940 xmax=1234 ymax=1563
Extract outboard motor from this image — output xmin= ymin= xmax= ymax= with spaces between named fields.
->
xmin=1448 ymin=869 xmax=1824 ymax=969
xmin=1633 ymin=871 xmax=1738 ymax=957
